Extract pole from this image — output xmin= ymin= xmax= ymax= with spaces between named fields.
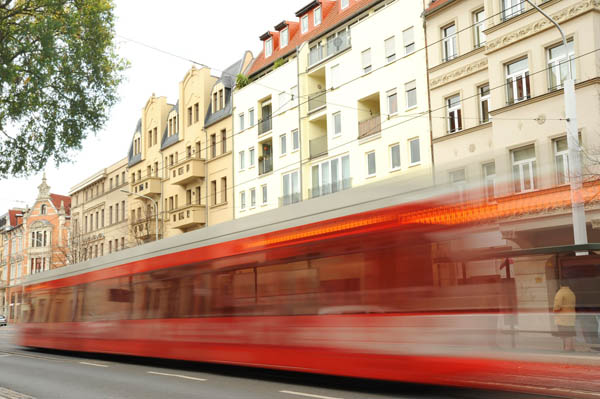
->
xmin=524 ymin=0 xmax=587 ymax=252
xmin=120 ymin=190 xmax=159 ymax=242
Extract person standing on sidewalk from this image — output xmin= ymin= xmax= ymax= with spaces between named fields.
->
xmin=553 ymin=283 xmax=577 ymax=352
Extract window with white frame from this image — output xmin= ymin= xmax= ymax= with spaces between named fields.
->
xmin=301 ymin=15 xmax=309 ymax=33
xmin=554 ymin=137 xmax=569 ymax=185
xmin=280 ymin=134 xmax=287 ymax=155
xmin=409 ymin=137 xmax=421 ymax=165
xmin=548 ymin=39 xmax=575 ymax=90
xmin=250 ymin=188 xmax=256 ymax=207
xmin=479 ymin=84 xmax=490 ymax=123
xmin=449 ymin=169 xmax=466 ymax=200
xmin=387 ymin=89 xmax=398 ymax=115
xmin=282 ymin=170 xmax=300 ymax=205
xmin=262 ymin=184 xmax=268 ymax=204
xmin=279 ymin=91 xmax=288 ymax=109
xmin=333 ymin=112 xmax=342 ymax=135
xmin=403 ymin=27 xmax=415 ymax=55
xmin=385 ymin=36 xmax=396 ymax=63
xmin=405 ymin=80 xmax=417 ymax=109
xmin=311 ymin=155 xmax=351 ymax=198
xmin=442 ymin=24 xmax=457 ymax=61
xmin=292 ymin=130 xmax=299 ymax=151
xmin=249 ymin=147 xmax=255 ymax=167
xmin=314 ymin=6 xmax=322 ymax=26
xmin=281 ymin=27 xmax=289 ymax=48
xmin=512 ymin=145 xmax=536 ymax=193
xmin=506 ymin=58 xmax=530 ymax=104
xmin=473 ymin=9 xmax=486 ymax=48
xmin=265 ymin=38 xmax=273 ymax=58
xmin=341 ymin=0 xmax=349 ymax=9
xmin=330 ymin=64 xmax=340 ymax=88
xmin=483 ymin=162 xmax=496 ymax=200
xmin=366 ymin=151 xmax=376 ymax=177
xmin=249 ymin=108 xmax=255 ymax=126
xmin=361 ymin=48 xmax=372 ymax=74
xmin=390 ymin=144 xmax=401 ymax=170
xmin=240 ymin=191 xmax=246 ymax=210
xmin=239 ymin=113 xmax=245 ymax=131
xmin=502 ymin=0 xmax=523 ymax=20
xmin=239 ymin=151 xmax=245 ymax=170
xmin=447 ymin=94 xmax=462 ymax=133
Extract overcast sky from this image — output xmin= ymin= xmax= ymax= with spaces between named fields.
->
xmin=0 ymin=0 xmax=306 ymax=212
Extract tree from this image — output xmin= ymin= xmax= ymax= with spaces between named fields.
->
xmin=0 ymin=0 xmax=127 ymax=177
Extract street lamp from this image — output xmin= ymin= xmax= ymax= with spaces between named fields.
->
xmin=523 ymin=0 xmax=587 ymax=253
xmin=120 ymin=189 xmax=159 ymax=242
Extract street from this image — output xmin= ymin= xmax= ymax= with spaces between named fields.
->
xmin=0 ymin=325 xmax=554 ymax=399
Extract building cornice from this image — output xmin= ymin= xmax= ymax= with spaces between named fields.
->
xmin=429 ymin=56 xmax=488 ymax=89
xmin=428 ymin=46 xmax=486 ymax=74
xmin=432 ymin=122 xmax=492 ymax=143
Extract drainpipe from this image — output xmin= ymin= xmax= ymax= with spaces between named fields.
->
xmin=202 ymin=127 xmax=209 ymax=227
xmin=296 ymin=45 xmax=304 ymax=202
xmin=421 ymin=5 xmax=435 ymax=187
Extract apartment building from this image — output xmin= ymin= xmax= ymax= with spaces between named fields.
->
xmin=234 ymin=0 xmax=431 ymax=218
xmin=424 ymin=0 xmax=600 ymax=332
xmin=69 ymin=158 xmax=130 ymax=260
xmin=0 ymin=209 xmax=24 ymax=320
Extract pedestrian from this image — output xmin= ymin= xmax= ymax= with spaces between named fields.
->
xmin=553 ymin=282 xmax=577 ymax=352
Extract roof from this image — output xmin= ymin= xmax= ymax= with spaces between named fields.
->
xmin=295 ymin=0 xmax=321 ymax=17
xmin=247 ymin=0 xmax=382 ymax=77
xmin=128 ymin=118 xmax=143 ymax=167
xmin=50 ymin=194 xmax=71 ymax=215
xmin=423 ymin=0 xmax=457 ymax=15
xmin=204 ymin=56 xmax=247 ymax=128
xmin=8 ymin=209 xmax=23 ymax=227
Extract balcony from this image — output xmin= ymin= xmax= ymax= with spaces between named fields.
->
xmin=309 ymin=178 xmax=353 ymax=199
xmin=170 ymin=156 xmax=205 ymax=186
xmin=308 ymin=34 xmax=351 ymax=67
xmin=279 ymin=193 xmax=301 ymax=207
xmin=358 ymin=115 xmax=381 ymax=139
xmin=309 ymin=136 xmax=327 ymax=159
xmin=132 ymin=216 xmax=160 ymax=241
xmin=170 ymin=204 xmax=206 ymax=230
xmin=258 ymin=118 xmax=272 ymax=135
xmin=131 ymin=176 xmax=161 ymax=198
xmin=259 ymin=156 xmax=273 ymax=175
xmin=308 ymin=91 xmax=327 ymax=113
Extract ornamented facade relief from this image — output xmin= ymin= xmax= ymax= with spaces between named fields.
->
xmin=429 ymin=58 xmax=488 ymax=89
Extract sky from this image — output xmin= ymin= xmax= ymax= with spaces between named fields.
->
xmin=0 ymin=0 xmax=307 ymax=212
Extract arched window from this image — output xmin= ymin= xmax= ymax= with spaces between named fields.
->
xmin=41 ymin=204 xmax=47 ymax=215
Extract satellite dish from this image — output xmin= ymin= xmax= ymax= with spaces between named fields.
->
xmin=333 ymin=37 xmax=342 ymax=49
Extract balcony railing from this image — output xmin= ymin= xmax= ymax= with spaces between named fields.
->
xmin=170 ymin=203 xmax=206 ymax=230
xmin=258 ymin=118 xmax=272 ymax=135
xmin=130 ymin=176 xmax=161 ymax=197
xmin=358 ymin=115 xmax=381 ymax=139
xmin=279 ymin=193 xmax=301 ymax=207
xmin=308 ymin=91 xmax=327 ymax=113
xmin=309 ymin=178 xmax=353 ymax=199
xmin=308 ymin=35 xmax=351 ymax=66
xmin=309 ymin=135 xmax=327 ymax=159
xmin=259 ymin=157 xmax=273 ymax=175
xmin=170 ymin=156 xmax=205 ymax=186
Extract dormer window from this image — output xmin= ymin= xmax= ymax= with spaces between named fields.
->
xmin=341 ymin=0 xmax=349 ymax=9
xmin=314 ymin=6 xmax=322 ymax=26
xmin=301 ymin=15 xmax=308 ymax=33
xmin=281 ymin=27 xmax=289 ymax=48
xmin=265 ymin=37 xmax=273 ymax=57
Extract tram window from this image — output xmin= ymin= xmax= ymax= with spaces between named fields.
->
xmin=48 ymin=287 xmax=75 ymax=322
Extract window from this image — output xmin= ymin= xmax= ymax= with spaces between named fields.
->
xmin=479 ymin=84 xmax=490 ymax=123
xmin=292 ymin=130 xmax=300 ymax=151
xmin=249 ymin=147 xmax=256 ymax=167
xmin=314 ymin=6 xmax=322 ymax=26
xmin=330 ymin=64 xmax=340 ymax=88
xmin=194 ymin=103 xmax=199 ymax=123
xmin=213 ymin=92 xmax=218 ymax=112
xmin=333 ymin=112 xmax=342 ymax=135
xmin=249 ymin=108 xmax=255 ymax=126
xmin=548 ymin=39 xmax=575 ymax=90
xmin=265 ymin=38 xmax=273 ymax=58
xmin=409 ymin=137 xmax=421 ymax=165
xmin=262 ymin=185 xmax=268 ymax=204
xmin=282 ymin=170 xmax=300 ymax=205
xmin=473 ymin=9 xmax=486 ymax=48
xmin=281 ymin=27 xmax=289 ymax=48
xmin=447 ymin=94 xmax=462 ymax=133
xmin=512 ymin=145 xmax=536 ymax=193
xmin=40 ymin=205 xmax=47 ymax=215
xmin=361 ymin=49 xmax=372 ymax=73
xmin=506 ymin=58 xmax=530 ymax=104
xmin=250 ymin=188 xmax=256 ymax=207
xmin=187 ymin=106 xmax=192 ymax=126
xmin=554 ymin=137 xmax=570 ymax=185
xmin=483 ymin=162 xmax=496 ymax=200
xmin=239 ymin=151 xmax=245 ymax=170
xmin=366 ymin=152 xmax=376 ymax=177
xmin=211 ymin=180 xmax=217 ymax=206
xmin=385 ymin=36 xmax=396 ymax=62
xmin=115 ymin=203 xmax=119 ymax=222
xmin=341 ymin=0 xmax=349 ymax=9
xmin=502 ymin=0 xmax=523 ymax=20
xmin=311 ymin=155 xmax=351 ymax=198
xmin=390 ymin=144 xmax=401 ymax=170
xmin=221 ymin=177 xmax=227 ymax=203
xmin=280 ymin=134 xmax=287 ymax=155
xmin=301 ymin=15 xmax=308 ymax=33
xmin=219 ymin=90 xmax=224 ymax=110
xmin=221 ymin=129 xmax=227 ymax=154
xmin=240 ymin=191 xmax=246 ymax=210
xmin=403 ymin=27 xmax=415 ymax=55
xmin=387 ymin=89 xmax=398 ymax=115
xmin=211 ymin=134 xmax=216 ymax=158
xmin=405 ymin=80 xmax=417 ymax=109
xmin=239 ymin=113 xmax=245 ymax=132
xmin=442 ymin=24 xmax=457 ymax=61
xmin=449 ymin=169 xmax=466 ymax=200
xmin=326 ymin=28 xmax=349 ymax=57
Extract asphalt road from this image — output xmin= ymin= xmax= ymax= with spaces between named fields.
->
xmin=0 ymin=325 xmax=555 ymax=399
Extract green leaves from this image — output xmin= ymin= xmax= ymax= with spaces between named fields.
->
xmin=0 ymin=0 xmax=126 ymax=177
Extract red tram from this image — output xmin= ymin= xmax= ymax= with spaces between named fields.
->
xmin=17 ymin=181 xmax=600 ymax=396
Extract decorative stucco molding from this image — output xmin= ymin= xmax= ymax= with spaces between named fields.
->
xmin=429 ymin=58 xmax=488 ymax=89
xmin=486 ymin=0 xmax=600 ymax=54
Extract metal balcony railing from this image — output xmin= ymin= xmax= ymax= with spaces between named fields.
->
xmin=259 ymin=157 xmax=273 ymax=175
xmin=308 ymin=34 xmax=351 ymax=66
xmin=258 ymin=118 xmax=272 ymax=135
xmin=358 ymin=115 xmax=381 ymax=139
xmin=279 ymin=193 xmax=301 ymax=207
xmin=309 ymin=136 xmax=327 ymax=159
xmin=308 ymin=91 xmax=327 ymax=113
xmin=309 ymin=178 xmax=352 ymax=199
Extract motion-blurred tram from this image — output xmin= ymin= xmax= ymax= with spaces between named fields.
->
xmin=17 ymin=178 xmax=600 ymax=396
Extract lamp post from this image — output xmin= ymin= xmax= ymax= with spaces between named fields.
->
xmin=523 ymin=0 xmax=587 ymax=252
xmin=120 ymin=189 xmax=159 ymax=242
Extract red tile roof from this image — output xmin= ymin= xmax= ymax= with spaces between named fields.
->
xmin=247 ymin=0 xmax=383 ymax=77
xmin=424 ymin=0 xmax=456 ymax=14
xmin=8 ymin=209 xmax=22 ymax=227
xmin=50 ymin=194 xmax=71 ymax=215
